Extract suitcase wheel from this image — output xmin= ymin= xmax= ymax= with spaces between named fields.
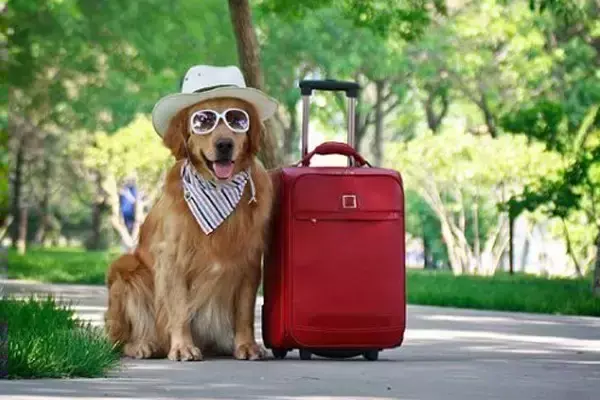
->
xmin=363 ymin=350 xmax=379 ymax=361
xmin=271 ymin=348 xmax=288 ymax=360
xmin=299 ymin=349 xmax=312 ymax=360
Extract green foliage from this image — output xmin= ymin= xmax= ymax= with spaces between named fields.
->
xmin=390 ymin=130 xmax=563 ymax=204
xmin=405 ymin=190 xmax=448 ymax=268
xmin=6 ymin=0 xmax=237 ymax=134
xmin=257 ymin=0 xmax=447 ymax=40
xmin=82 ymin=114 xmax=172 ymax=189
xmin=1 ymin=296 xmax=120 ymax=378
xmin=387 ymin=130 xmax=564 ymax=274
xmin=501 ymin=101 xmax=568 ymax=152
xmin=407 ymin=269 xmax=600 ymax=316
xmin=523 ymin=0 xmax=590 ymax=21
xmin=504 ymin=105 xmax=599 ymax=223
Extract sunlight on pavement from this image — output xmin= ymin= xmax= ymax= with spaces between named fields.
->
xmin=419 ymin=314 xmax=563 ymax=326
xmin=405 ymin=329 xmax=600 ymax=352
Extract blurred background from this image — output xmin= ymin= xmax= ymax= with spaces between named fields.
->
xmin=2 ymin=0 xmax=599 ymax=297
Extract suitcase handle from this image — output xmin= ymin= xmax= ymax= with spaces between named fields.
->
xmin=300 ymin=79 xmax=360 ymax=166
xmin=300 ymin=142 xmax=371 ymax=167
xmin=299 ymin=79 xmax=360 ymax=98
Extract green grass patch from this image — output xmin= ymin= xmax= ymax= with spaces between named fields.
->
xmin=1 ymin=296 xmax=120 ymax=379
xmin=8 ymin=247 xmax=118 ymax=285
xmin=407 ymin=269 xmax=600 ymax=317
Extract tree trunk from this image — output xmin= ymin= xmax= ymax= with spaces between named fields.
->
xmin=283 ymin=104 xmax=298 ymax=163
xmin=34 ymin=157 xmax=52 ymax=245
xmin=355 ymin=113 xmax=367 ymax=152
xmin=562 ymin=218 xmax=583 ymax=277
xmin=102 ymin=174 xmax=136 ymax=250
xmin=593 ymin=232 xmax=600 ymax=297
xmin=130 ymin=184 xmax=145 ymax=248
xmin=520 ymin=229 xmax=530 ymax=274
xmin=423 ymin=230 xmax=432 ymax=269
xmin=473 ymin=202 xmax=481 ymax=273
xmin=0 ymin=216 xmax=13 ymax=243
xmin=354 ymin=77 xmax=369 ymax=153
xmin=89 ymin=171 xmax=105 ymax=250
xmin=438 ymin=217 xmax=465 ymax=274
xmin=479 ymin=93 xmax=498 ymax=138
xmin=371 ymin=80 xmax=384 ymax=166
xmin=424 ymin=88 xmax=449 ymax=133
xmin=17 ymin=205 xmax=28 ymax=255
xmin=228 ymin=0 xmax=263 ymax=90
xmin=10 ymin=135 xmax=26 ymax=247
xmin=227 ymin=0 xmax=280 ymax=169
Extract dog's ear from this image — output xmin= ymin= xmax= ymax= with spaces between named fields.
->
xmin=246 ymin=106 xmax=262 ymax=156
xmin=163 ymin=108 xmax=189 ymax=160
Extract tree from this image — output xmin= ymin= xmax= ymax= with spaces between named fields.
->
xmin=387 ymin=130 xmax=563 ymax=275
xmin=252 ymin=0 xmax=447 ymax=164
xmin=428 ymin=0 xmax=558 ymax=137
xmin=405 ymin=189 xmax=449 ymax=269
xmin=504 ymin=105 xmax=600 ymax=293
xmin=82 ymin=115 xmax=172 ymax=250
xmin=228 ymin=0 xmax=281 ymax=169
xmin=5 ymin=0 xmax=240 ymax=251
xmin=258 ymin=7 xmax=414 ymax=164
xmin=258 ymin=0 xmax=447 ymax=41
xmin=499 ymin=0 xmax=600 ymax=292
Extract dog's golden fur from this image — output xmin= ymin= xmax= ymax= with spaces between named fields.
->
xmin=104 ymin=98 xmax=273 ymax=361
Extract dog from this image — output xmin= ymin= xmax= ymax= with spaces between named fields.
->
xmin=104 ymin=65 xmax=278 ymax=361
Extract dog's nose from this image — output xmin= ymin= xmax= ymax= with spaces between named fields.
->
xmin=215 ymin=138 xmax=234 ymax=159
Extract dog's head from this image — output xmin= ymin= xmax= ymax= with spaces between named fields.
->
xmin=163 ymin=97 xmax=261 ymax=181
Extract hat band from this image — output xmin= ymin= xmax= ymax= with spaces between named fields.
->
xmin=191 ymin=84 xmax=237 ymax=94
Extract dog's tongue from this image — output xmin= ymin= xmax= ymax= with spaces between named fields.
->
xmin=213 ymin=161 xmax=234 ymax=179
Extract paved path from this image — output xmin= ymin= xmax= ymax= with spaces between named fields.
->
xmin=1 ymin=279 xmax=599 ymax=400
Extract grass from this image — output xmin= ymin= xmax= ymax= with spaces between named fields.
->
xmin=406 ymin=269 xmax=600 ymax=317
xmin=0 ymin=296 xmax=121 ymax=379
xmin=7 ymin=247 xmax=600 ymax=317
xmin=7 ymin=247 xmax=118 ymax=285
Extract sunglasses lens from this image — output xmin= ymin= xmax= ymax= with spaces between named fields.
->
xmin=225 ymin=109 xmax=249 ymax=131
xmin=191 ymin=111 xmax=217 ymax=134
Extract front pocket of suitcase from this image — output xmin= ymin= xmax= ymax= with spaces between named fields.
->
xmin=289 ymin=213 xmax=405 ymax=347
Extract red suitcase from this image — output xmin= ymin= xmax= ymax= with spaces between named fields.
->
xmin=262 ymin=79 xmax=406 ymax=361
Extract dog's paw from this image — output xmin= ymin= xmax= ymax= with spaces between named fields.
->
xmin=123 ymin=342 xmax=156 ymax=359
xmin=234 ymin=342 xmax=265 ymax=361
xmin=168 ymin=342 xmax=203 ymax=361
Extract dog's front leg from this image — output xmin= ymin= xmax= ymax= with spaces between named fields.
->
xmin=155 ymin=256 xmax=202 ymax=361
xmin=233 ymin=259 xmax=264 ymax=361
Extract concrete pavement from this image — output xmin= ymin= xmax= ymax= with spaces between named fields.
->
xmin=1 ymin=279 xmax=599 ymax=399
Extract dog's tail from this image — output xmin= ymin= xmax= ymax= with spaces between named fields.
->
xmin=104 ymin=253 xmax=154 ymax=347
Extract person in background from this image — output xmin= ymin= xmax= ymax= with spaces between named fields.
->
xmin=119 ymin=176 xmax=138 ymax=236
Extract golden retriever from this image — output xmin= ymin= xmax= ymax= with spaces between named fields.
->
xmin=104 ymin=97 xmax=273 ymax=361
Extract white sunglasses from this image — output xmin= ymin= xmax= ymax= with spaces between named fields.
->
xmin=189 ymin=108 xmax=250 ymax=135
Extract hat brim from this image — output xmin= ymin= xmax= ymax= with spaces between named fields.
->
xmin=151 ymin=87 xmax=279 ymax=137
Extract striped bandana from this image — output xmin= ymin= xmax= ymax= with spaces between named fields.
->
xmin=181 ymin=159 xmax=256 ymax=235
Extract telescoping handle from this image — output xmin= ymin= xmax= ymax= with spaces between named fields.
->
xmin=299 ymin=79 xmax=360 ymax=164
